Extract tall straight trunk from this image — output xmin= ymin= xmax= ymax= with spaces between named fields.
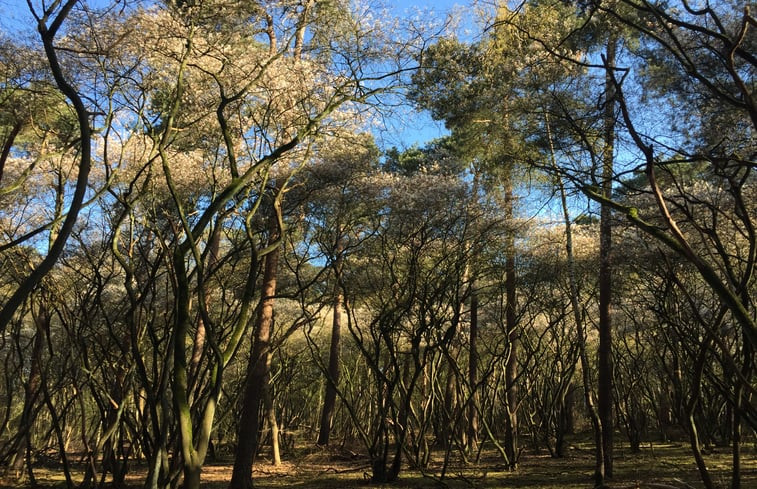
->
xmin=317 ymin=248 xmax=344 ymax=446
xmin=229 ymin=215 xmax=280 ymax=489
xmin=598 ymin=36 xmax=617 ymax=480
xmin=547 ymin=113 xmax=605 ymax=485
xmin=572 ymin=233 xmax=605 ymax=486
xmin=467 ymin=281 xmax=479 ymax=452
xmin=503 ymin=175 xmax=518 ymax=470
xmin=466 ymin=167 xmax=481 ymax=454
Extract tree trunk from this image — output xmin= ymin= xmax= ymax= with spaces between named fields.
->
xmin=598 ymin=35 xmax=617 ymax=480
xmin=263 ymin=352 xmax=281 ymax=466
xmin=731 ymin=398 xmax=741 ymax=489
xmin=189 ymin=218 xmax=222 ymax=379
xmin=11 ymin=305 xmax=47 ymax=480
xmin=0 ymin=4 xmax=94 ymax=332
xmin=172 ymin=250 xmax=218 ymax=489
xmin=442 ymin=360 xmax=458 ymax=449
xmin=503 ymin=177 xmax=518 ymax=471
xmin=229 ymin=219 xmax=280 ymax=489
xmin=547 ymin=111 xmax=605 ymax=485
xmin=732 ymin=332 xmax=751 ymax=489
xmin=317 ymin=249 xmax=343 ymax=446
xmin=685 ymin=337 xmax=715 ymax=489
xmin=467 ymin=281 xmax=479 ymax=452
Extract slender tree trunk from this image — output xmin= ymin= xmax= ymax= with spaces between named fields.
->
xmin=229 ymin=215 xmax=280 ymax=489
xmin=731 ymin=397 xmax=741 ymax=489
xmin=465 ymin=166 xmax=481 ymax=455
xmin=572 ymin=225 xmax=605 ymax=485
xmin=40 ymin=370 xmax=74 ymax=489
xmin=12 ymin=306 xmax=47 ymax=480
xmin=263 ymin=352 xmax=281 ymax=466
xmin=547 ymin=113 xmax=605 ymax=485
xmin=98 ymin=367 xmax=128 ymax=487
xmin=292 ymin=0 xmax=314 ymax=60
xmin=387 ymin=364 xmax=409 ymax=483
xmin=503 ymin=176 xmax=518 ymax=470
xmin=189 ymin=219 xmax=222 ymax=378
xmin=0 ymin=2 xmax=93 ymax=331
xmin=317 ymin=248 xmax=343 ymax=446
xmin=442 ymin=358 xmax=458 ymax=448
xmin=732 ymin=333 xmax=751 ymax=489
xmin=172 ymin=249 xmax=218 ymax=489
xmin=467 ymin=280 xmax=479 ymax=452
xmin=598 ymin=36 xmax=617 ymax=480
xmin=686 ymin=337 xmax=715 ymax=489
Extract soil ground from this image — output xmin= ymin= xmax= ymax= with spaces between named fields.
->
xmin=1 ymin=442 xmax=755 ymax=488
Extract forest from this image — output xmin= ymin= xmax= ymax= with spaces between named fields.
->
xmin=0 ymin=0 xmax=754 ymax=488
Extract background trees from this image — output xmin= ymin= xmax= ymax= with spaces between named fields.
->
xmin=0 ymin=1 xmax=754 ymax=489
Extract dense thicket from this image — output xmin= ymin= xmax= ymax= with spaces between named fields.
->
xmin=0 ymin=1 xmax=754 ymax=489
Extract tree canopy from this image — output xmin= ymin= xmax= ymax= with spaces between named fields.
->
xmin=0 ymin=1 xmax=754 ymax=489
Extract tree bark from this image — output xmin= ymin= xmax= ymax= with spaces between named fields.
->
xmin=467 ymin=280 xmax=479 ymax=452
xmin=229 ymin=214 xmax=280 ymax=489
xmin=442 ymin=358 xmax=458 ymax=448
xmin=503 ymin=176 xmax=518 ymax=471
xmin=0 ymin=120 xmax=22 ymax=184
xmin=189 ymin=218 xmax=222 ymax=378
xmin=0 ymin=1 xmax=93 ymax=332
xmin=598 ymin=35 xmax=617 ymax=480
xmin=317 ymin=249 xmax=343 ymax=446
xmin=731 ymin=331 xmax=751 ymax=489
xmin=686 ymin=337 xmax=715 ymax=489
xmin=263 ymin=352 xmax=281 ymax=466
xmin=547 ymin=112 xmax=605 ymax=485
xmin=11 ymin=304 xmax=47 ymax=480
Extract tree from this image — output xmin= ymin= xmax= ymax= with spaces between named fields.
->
xmin=294 ymin=135 xmax=379 ymax=447
xmin=505 ymin=1 xmax=755 ymax=486
xmin=597 ymin=32 xmax=618 ymax=481
xmin=410 ymin=34 xmax=526 ymax=470
xmin=409 ymin=2 xmax=592 ymax=467
xmin=0 ymin=1 xmax=94 ymax=332
xmin=229 ymin=192 xmax=282 ymax=489
xmin=343 ymin=166 xmax=477 ymax=482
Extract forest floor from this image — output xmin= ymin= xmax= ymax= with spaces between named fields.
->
xmin=2 ymin=442 xmax=755 ymax=488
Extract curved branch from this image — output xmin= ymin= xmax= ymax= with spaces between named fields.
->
xmin=0 ymin=2 xmax=93 ymax=332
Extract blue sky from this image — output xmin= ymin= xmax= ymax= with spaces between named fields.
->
xmin=381 ymin=0 xmax=472 ymax=148
xmin=0 ymin=0 xmax=470 ymax=33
